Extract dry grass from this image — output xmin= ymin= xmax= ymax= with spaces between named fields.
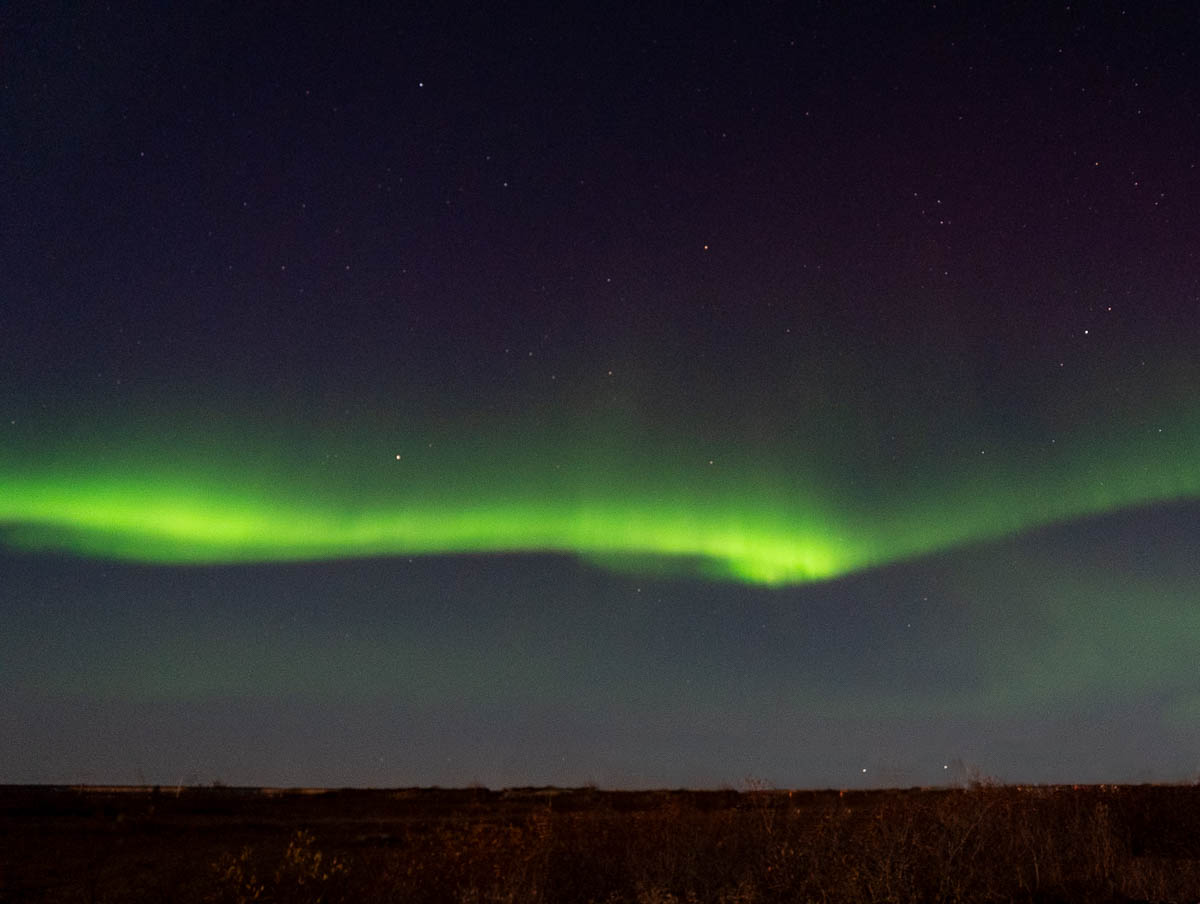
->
xmin=5 ymin=783 xmax=1200 ymax=903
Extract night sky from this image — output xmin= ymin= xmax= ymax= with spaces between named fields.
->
xmin=4 ymin=2 xmax=1200 ymax=788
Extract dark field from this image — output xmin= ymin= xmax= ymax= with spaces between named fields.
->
xmin=4 ymin=783 xmax=1200 ymax=903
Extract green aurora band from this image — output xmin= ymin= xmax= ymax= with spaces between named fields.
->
xmin=2 ymin=403 xmax=1198 ymax=585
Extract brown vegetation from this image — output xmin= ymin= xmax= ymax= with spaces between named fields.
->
xmin=3 ymin=783 xmax=1200 ymax=903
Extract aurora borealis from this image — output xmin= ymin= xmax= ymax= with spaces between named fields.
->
xmin=4 ymin=2 xmax=1200 ymax=787
xmin=3 ymin=391 xmax=1200 ymax=585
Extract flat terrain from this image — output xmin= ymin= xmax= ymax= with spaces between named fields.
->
xmin=3 ymin=783 xmax=1200 ymax=903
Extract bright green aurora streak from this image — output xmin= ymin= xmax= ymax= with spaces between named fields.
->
xmin=2 ymin=405 xmax=1197 ymax=585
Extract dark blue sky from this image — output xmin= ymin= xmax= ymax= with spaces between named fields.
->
xmin=3 ymin=1 xmax=1200 ymax=787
